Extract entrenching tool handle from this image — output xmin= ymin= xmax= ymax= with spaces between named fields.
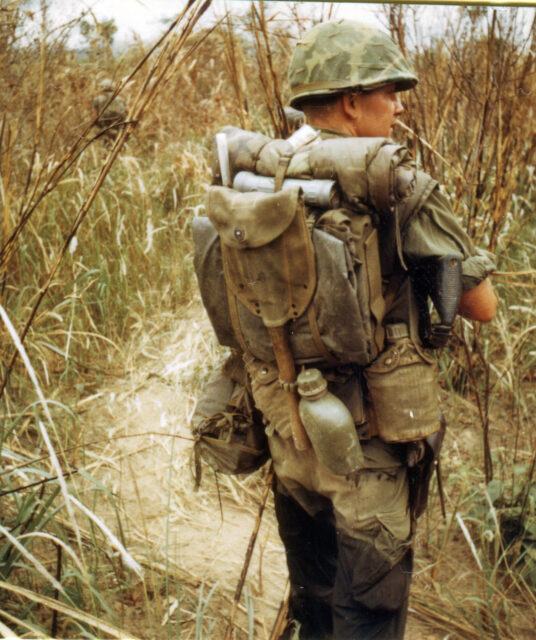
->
xmin=267 ymin=326 xmax=310 ymax=451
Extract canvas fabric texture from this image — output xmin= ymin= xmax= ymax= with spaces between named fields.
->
xmin=287 ymin=20 xmax=418 ymax=107
xmin=193 ymin=217 xmax=380 ymax=366
xmin=201 ymin=127 xmax=438 ymax=367
xmin=208 ymin=186 xmax=316 ymax=328
xmin=201 ymin=127 xmax=496 ymax=446
xmin=191 ymin=351 xmax=269 ymax=477
xmin=265 ymin=430 xmax=411 ymax=558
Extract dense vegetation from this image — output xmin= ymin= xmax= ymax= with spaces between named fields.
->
xmin=0 ymin=1 xmax=535 ymax=638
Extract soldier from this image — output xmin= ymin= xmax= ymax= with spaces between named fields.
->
xmin=265 ymin=22 xmax=496 ymax=639
xmin=197 ymin=19 xmax=498 ymax=640
xmin=92 ymin=78 xmax=127 ymax=142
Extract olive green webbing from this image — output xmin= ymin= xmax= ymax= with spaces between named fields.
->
xmin=383 ymin=269 xmax=407 ymax=316
xmin=364 ymin=226 xmax=386 ymax=352
xmin=274 ymin=152 xmax=293 ymax=191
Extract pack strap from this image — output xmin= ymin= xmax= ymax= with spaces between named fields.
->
xmin=226 ymin=288 xmax=254 ymax=359
xmin=274 ymin=151 xmax=293 ymax=191
xmin=383 ymin=268 xmax=407 ymax=313
xmin=363 ymin=226 xmax=387 ymax=352
xmin=394 ymin=205 xmax=409 ymax=271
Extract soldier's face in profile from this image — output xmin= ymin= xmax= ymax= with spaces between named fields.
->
xmin=351 ymin=84 xmax=405 ymax=138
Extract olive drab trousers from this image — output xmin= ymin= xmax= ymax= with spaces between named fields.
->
xmin=269 ymin=433 xmax=413 ymax=640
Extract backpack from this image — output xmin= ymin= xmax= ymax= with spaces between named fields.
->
xmin=195 ymin=126 xmax=435 ymax=366
xmin=192 ymin=126 xmax=441 ymax=465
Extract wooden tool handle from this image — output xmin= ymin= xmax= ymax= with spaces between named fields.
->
xmin=268 ymin=326 xmax=310 ymax=451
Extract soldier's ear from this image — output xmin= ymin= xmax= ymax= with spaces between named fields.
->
xmin=341 ymin=93 xmax=361 ymax=122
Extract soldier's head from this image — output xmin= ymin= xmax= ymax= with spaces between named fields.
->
xmin=287 ymin=20 xmax=417 ymax=138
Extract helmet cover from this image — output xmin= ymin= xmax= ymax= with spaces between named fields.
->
xmin=288 ymin=20 xmax=418 ymax=108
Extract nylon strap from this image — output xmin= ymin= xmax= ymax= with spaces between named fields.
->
xmin=383 ymin=268 xmax=407 ymax=314
xmin=364 ymin=226 xmax=386 ymax=352
xmin=394 ymin=204 xmax=408 ymax=271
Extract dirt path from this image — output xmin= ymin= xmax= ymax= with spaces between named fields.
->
xmin=86 ymin=307 xmax=446 ymax=639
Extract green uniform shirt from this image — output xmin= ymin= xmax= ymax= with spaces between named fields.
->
xmin=404 ymin=188 xmax=496 ymax=291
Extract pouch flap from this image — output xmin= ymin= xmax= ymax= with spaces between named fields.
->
xmin=206 ymin=186 xmax=299 ymax=249
xmin=221 ymin=192 xmax=316 ymax=327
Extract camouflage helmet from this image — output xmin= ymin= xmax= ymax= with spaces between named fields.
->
xmin=288 ymin=20 xmax=418 ymax=108
xmin=98 ymin=78 xmax=114 ymax=92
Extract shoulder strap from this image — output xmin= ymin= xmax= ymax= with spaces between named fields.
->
xmin=397 ymin=171 xmax=438 ymax=238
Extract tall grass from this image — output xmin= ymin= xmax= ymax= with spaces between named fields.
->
xmin=0 ymin=1 xmax=226 ymax=636
xmin=0 ymin=2 xmax=535 ymax=638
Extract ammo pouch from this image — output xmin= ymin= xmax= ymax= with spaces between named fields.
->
xmin=364 ymin=324 xmax=441 ymax=442
xmin=191 ymin=353 xmax=269 ymax=481
xmin=194 ymin=190 xmax=381 ymax=366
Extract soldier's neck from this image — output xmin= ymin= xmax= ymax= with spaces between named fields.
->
xmin=307 ymin=114 xmax=358 ymax=137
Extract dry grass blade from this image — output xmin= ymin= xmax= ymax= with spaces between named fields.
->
xmin=69 ymin=495 xmax=143 ymax=577
xmin=0 ymin=609 xmax=47 ymax=639
xmin=225 ymin=464 xmax=275 ymax=640
xmin=1 ymin=4 xmax=535 ymax=638
xmin=268 ymin=581 xmax=290 ymax=640
xmin=395 ymin=119 xmax=464 ymax=179
xmin=0 ymin=580 xmax=142 ymax=639
xmin=223 ymin=13 xmax=252 ymax=130
xmin=0 ymin=525 xmax=65 ymax=596
xmin=16 ymin=531 xmax=89 ymax=581
xmin=455 ymin=513 xmax=483 ymax=571
xmin=0 ymin=302 xmax=85 ymax=556
xmin=410 ymin=597 xmax=482 ymax=639
xmin=248 ymin=2 xmax=286 ymax=137
xmin=0 ymin=118 xmax=18 ymax=300
xmin=0 ymin=620 xmax=22 ymax=640
xmin=251 ymin=2 xmax=286 ymax=137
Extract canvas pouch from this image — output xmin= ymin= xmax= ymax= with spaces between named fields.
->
xmin=364 ymin=328 xmax=441 ymax=442
xmin=208 ymin=185 xmax=316 ymax=328
xmin=191 ymin=352 xmax=269 ymax=481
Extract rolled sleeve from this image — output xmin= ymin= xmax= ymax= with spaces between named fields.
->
xmin=460 ymin=248 xmax=496 ymax=291
xmin=403 ymin=187 xmax=496 ymax=290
